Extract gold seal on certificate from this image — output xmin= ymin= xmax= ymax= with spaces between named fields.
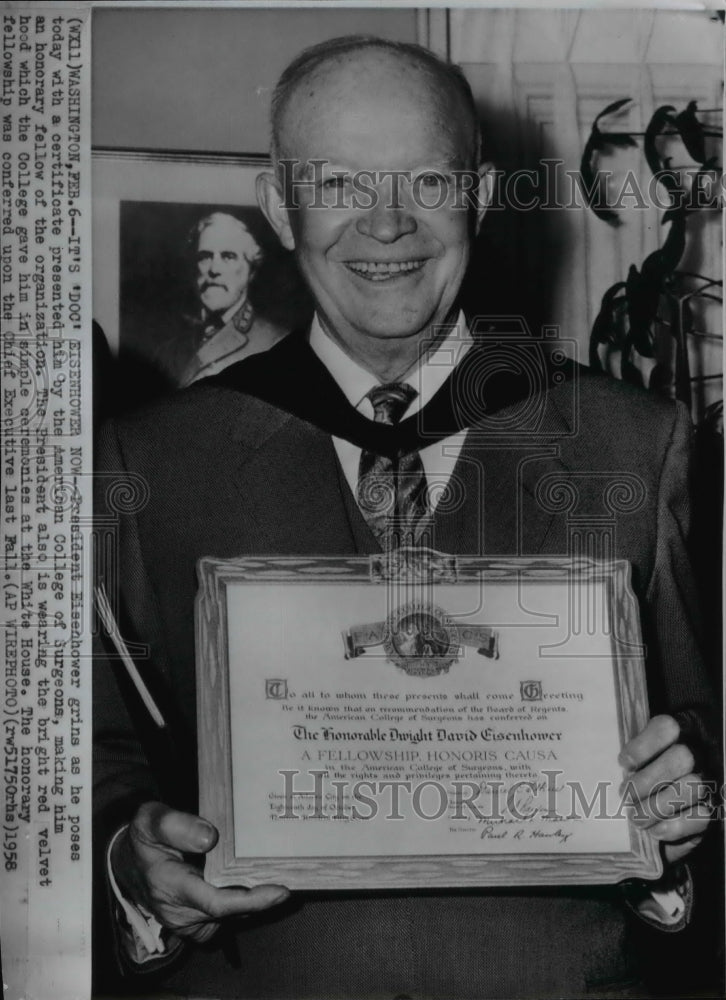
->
xmin=342 ymin=599 xmax=498 ymax=676
xmin=195 ymin=551 xmax=661 ymax=890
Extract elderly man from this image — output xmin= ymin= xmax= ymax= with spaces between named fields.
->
xmin=156 ymin=211 xmax=286 ymax=387
xmin=94 ymin=36 xmax=715 ymax=999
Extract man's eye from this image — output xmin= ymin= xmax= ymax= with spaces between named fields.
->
xmin=221 ymin=252 xmax=239 ymax=261
xmin=418 ymin=172 xmax=448 ymax=188
xmin=320 ymin=175 xmax=350 ymax=190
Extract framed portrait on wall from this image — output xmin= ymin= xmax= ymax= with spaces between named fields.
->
xmin=91 ymin=149 xmax=312 ymax=407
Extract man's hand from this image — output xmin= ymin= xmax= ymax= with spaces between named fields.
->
xmin=112 ymin=802 xmax=290 ymax=943
xmin=620 ymin=714 xmax=713 ymax=864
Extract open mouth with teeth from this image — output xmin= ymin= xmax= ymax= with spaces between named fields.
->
xmin=345 ymin=260 xmax=426 ymax=281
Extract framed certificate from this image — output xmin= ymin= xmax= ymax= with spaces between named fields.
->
xmin=196 ymin=551 xmax=662 ymax=889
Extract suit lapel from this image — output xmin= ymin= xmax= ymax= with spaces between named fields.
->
xmin=230 ymin=406 xmax=359 ymax=554
xmin=431 ymin=403 xmax=573 ymax=558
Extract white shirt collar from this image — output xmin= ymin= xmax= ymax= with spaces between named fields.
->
xmin=309 ymin=312 xmax=473 ymax=418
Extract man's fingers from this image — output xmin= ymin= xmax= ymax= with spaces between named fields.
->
xmin=181 ymin=875 xmax=290 ymax=920
xmin=130 ymin=855 xmax=289 ymax=937
xmin=185 ymin=921 xmax=220 ymax=945
xmin=648 ymin=805 xmax=711 ymax=846
xmin=117 ymin=802 xmax=290 ymax=943
xmin=619 ymin=717 xmax=715 ymax=869
xmin=619 ymin=714 xmax=680 ymax=770
xmin=631 ymin=773 xmax=713 ymax=828
xmin=133 ymin=802 xmax=218 ymax=854
xmin=622 ymin=743 xmax=695 ymax=802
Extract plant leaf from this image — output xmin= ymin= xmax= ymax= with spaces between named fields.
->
xmin=594 ymin=97 xmax=633 ymax=126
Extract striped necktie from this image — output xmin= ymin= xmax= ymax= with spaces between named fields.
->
xmin=356 ymin=383 xmax=429 ymax=549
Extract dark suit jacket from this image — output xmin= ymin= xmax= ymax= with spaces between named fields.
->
xmin=93 ymin=337 xmax=713 ymax=999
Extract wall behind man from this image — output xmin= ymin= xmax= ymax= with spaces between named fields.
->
xmin=450 ymin=8 xmax=722 ymax=420
xmin=92 ymin=7 xmax=418 ymax=153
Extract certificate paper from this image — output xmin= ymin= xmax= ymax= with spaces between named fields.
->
xmin=196 ymin=553 xmax=661 ymax=889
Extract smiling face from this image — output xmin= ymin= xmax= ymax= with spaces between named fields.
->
xmin=259 ymin=50 xmax=485 ymax=373
xmin=194 ymin=214 xmax=260 ymax=315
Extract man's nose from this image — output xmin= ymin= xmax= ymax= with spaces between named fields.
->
xmin=355 ymin=200 xmax=417 ymax=243
xmin=208 ymin=256 xmax=221 ymax=275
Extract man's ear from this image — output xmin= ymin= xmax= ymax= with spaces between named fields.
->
xmin=473 ymin=162 xmax=495 ymax=235
xmin=256 ymin=171 xmax=295 ymax=251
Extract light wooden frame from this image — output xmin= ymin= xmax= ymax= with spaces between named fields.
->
xmin=196 ymin=552 xmax=662 ymax=890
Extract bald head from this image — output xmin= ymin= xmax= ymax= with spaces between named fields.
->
xmin=270 ymin=36 xmax=481 ymax=172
